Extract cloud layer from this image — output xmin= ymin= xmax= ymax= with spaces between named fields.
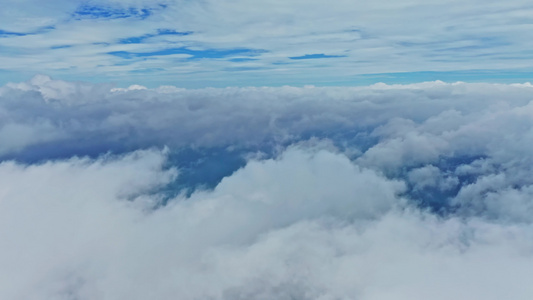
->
xmin=2 ymin=78 xmax=533 ymax=299
xmin=1 ymin=0 xmax=533 ymax=86
xmin=2 ymin=147 xmax=533 ymax=300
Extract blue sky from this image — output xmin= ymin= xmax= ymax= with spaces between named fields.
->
xmin=1 ymin=0 xmax=533 ymax=87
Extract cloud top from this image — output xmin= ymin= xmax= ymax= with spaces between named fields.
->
xmin=2 ymin=78 xmax=533 ymax=298
xmin=2 ymin=147 xmax=533 ymax=300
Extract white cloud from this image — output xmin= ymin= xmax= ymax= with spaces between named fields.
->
xmin=1 ymin=146 xmax=533 ymax=299
xmin=2 ymin=1 xmax=533 ymax=296
xmin=0 ymin=122 xmax=64 ymax=155
xmin=407 ymin=165 xmax=458 ymax=192
xmin=2 ymin=79 xmax=533 ymax=185
xmin=1 ymin=78 xmax=533 ymax=298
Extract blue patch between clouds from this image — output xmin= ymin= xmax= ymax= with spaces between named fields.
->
xmin=161 ymin=147 xmax=250 ymax=198
xmin=51 ymin=45 xmax=72 ymax=49
xmin=73 ymin=4 xmax=157 ymax=20
xmin=289 ymin=53 xmax=345 ymax=60
xmin=157 ymin=29 xmax=188 ymax=35
xmin=0 ymin=30 xmax=26 ymax=37
xmin=229 ymin=58 xmax=258 ymax=62
xmin=0 ymin=26 xmax=55 ymax=38
xmin=109 ymin=48 xmax=266 ymax=60
xmin=224 ymin=66 xmax=264 ymax=72
xmin=130 ymin=68 xmax=165 ymax=73
xmin=119 ymin=29 xmax=192 ymax=44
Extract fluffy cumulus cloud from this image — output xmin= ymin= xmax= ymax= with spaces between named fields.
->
xmin=3 ymin=147 xmax=533 ymax=300
xmin=2 ymin=77 xmax=533 ymax=299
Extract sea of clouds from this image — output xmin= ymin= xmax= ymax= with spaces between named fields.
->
xmin=1 ymin=76 xmax=533 ymax=299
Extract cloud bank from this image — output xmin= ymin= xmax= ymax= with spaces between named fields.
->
xmin=2 ymin=77 xmax=533 ymax=299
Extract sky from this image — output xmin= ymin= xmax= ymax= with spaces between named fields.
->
xmin=1 ymin=0 xmax=533 ymax=87
xmin=3 ymin=1 xmax=533 ymax=300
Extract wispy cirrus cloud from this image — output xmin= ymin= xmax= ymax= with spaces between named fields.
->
xmin=1 ymin=0 xmax=533 ymax=86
